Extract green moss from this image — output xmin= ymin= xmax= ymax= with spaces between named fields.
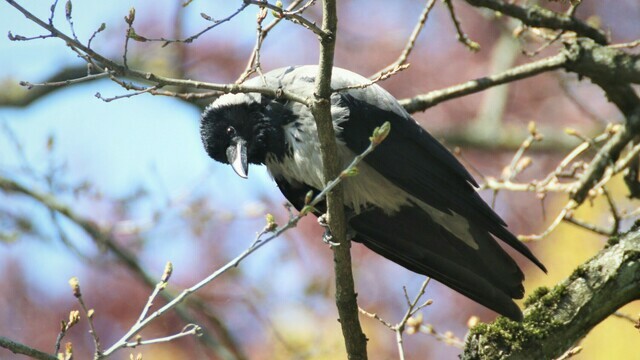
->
xmin=467 ymin=284 xmax=569 ymax=358
xmin=523 ymin=286 xmax=550 ymax=307
xmin=568 ymin=264 xmax=589 ymax=282
xmin=605 ymin=234 xmax=620 ymax=248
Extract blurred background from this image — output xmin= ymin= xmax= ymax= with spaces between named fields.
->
xmin=0 ymin=0 xmax=639 ymax=359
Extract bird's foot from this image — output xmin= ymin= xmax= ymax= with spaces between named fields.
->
xmin=317 ymin=213 xmax=329 ymax=228
xmin=322 ymin=228 xmax=340 ymax=247
xmin=318 ymin=214 xmax=340 ymax=247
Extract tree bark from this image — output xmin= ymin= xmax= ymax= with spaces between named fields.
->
xmin=462 ymin=227 xmax=640 ymax=359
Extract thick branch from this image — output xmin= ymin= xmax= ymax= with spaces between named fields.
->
xmin=463 ymin=0 xmax=607 ymax=44
xmin=311 ymin=0 xmax=368 ymax=359
xmin=462 ymin=228 xmax=640 ymax=359
xmin=564 ymin=39 xmax=640 ymax=86
xmin=563 ymin=39 xmax=640 ymax=204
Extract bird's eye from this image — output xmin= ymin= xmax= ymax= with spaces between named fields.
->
xmin=226 ymin=126 xmax=236 ymax=136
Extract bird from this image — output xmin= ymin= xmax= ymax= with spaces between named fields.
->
xmin=200 ymin=65 xmax=546 ymax=321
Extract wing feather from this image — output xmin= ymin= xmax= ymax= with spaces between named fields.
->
xmin=337 ymin=92 xmax=545 ymax=272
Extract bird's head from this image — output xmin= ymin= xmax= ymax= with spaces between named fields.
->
xmin=200 ymin=94 xmax=290 ymax=178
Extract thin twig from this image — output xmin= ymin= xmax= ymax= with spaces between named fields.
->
xmin=608 ymin=39 xmax=640 ymax=49
xmin=122 ymin=324 xmax=202 ymax=348
xmin=358 ymin=308 xmax=394 ymax=328
xmin=334 ymin=64 xmax=410 ymax=92
xmin=7 ymin=31 xmax=54 ymax=41
xmin=87 ymin=22 xmax=106 ymax=49
xmin=20 ymin=71 xmax=110 ymax=88
xmin=244 ymin=0 xmax=326 ymax=38
xmin=237 ymin=0 xmax=307 ymax=83
xmin=68 ymin=277 xmax=102 ymax=356
xmin=96 ymin=85 xmax=161 ymax=102
xmin=310 ymin=2 xmax=367 ymax=356
xmin=564 ymin=214 xmax=614 ymax=236
xmin=555 ymin=346 xmax=583 ymax=360
xmin=443 ymin=0 xmax=480 ymax=52
xmin=518 ymin=202 xmax=575 ymax=242
xmin=63 ymin=0 xmax=78 ymax=41
xmin=139 ymin=3 xmax=249 ymax=46
xmin=48 ymin=0 xmax=59 ymax=25
xmin=601 ymin=186 xmax=620 ymax=234
xmin=369 ymin=0 xmax=437 ymax=79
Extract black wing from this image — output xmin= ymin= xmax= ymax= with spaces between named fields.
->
xmin=335 ymin=93 xmax=546 ymax=320
xmin=338 ymin=93 xmax=545 ymax=271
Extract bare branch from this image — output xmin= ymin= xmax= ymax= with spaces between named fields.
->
xmin=0 ymin=337 xmax=57 ymax=360
xmin=20 ymin=71 xmax=110 ymax=89
xmin=68 ymin=277 xmax=102 ymax=356
xmin=464 ymin=0 xmax=607 ymax=45
xmin=135 ymin=3 xmax=249 ymax=46
xmin=121 ymin=324 xmax=202 ymax=349
xmin=369 ymin=0 xmax=437 ymax=79
xmin=443 ymin=0 xmax=480 ymax=52
xmin=400 ymin=52 xmax=567 ymax=113
xmin=244 ymin=0 xmax=326 ymax=38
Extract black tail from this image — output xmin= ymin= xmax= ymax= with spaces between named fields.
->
xmin=349 ymin=203 xmax=534 ymax=321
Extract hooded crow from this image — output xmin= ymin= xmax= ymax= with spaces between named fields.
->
xmin=200 ymin=65 xmax=546 ymax=321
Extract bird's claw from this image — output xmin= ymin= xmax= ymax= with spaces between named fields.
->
xmin=318 ymin=214 xmax=356 ymax=246
xmin=317 ymin=214 xmax=329 ymax=228
xmin=322 ymin=228 xmax=340 ymax=247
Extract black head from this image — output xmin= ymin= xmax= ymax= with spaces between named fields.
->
xmin=200 ymin=94 xmax=291 ymax=178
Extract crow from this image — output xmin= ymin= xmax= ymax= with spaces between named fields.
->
xmin=200 ymin=65 xmax=546 ymax=321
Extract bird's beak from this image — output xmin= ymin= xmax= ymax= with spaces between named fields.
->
xmin=226 ymin=136 xmax=249 ymax=178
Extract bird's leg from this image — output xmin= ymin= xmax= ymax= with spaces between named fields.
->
xmin=317 ymin=209 xmax=357 ymax=247
xmin=317 ymin=214 xmax=340 ymax=247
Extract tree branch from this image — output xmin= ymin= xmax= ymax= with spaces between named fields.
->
xmin=399 ymin=52 xmax=567 ymax=113
xmin=462 ymin=227 xmax=640 ymax=359
xmin=310 ymin=0 xmax=368 ymax=359
xmin=563 ymin=39 xmax=640 ymax=204
xmin=0 ymin=337 xmax=57 ymax=360
xmin=0 ymin=66 xmax=94 ymax=107
xmin=463 ymin=0 xmax=607 ymax=45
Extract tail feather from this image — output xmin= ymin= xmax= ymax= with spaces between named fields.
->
xmin=350 ymin=204 xmax=528 ymax=321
